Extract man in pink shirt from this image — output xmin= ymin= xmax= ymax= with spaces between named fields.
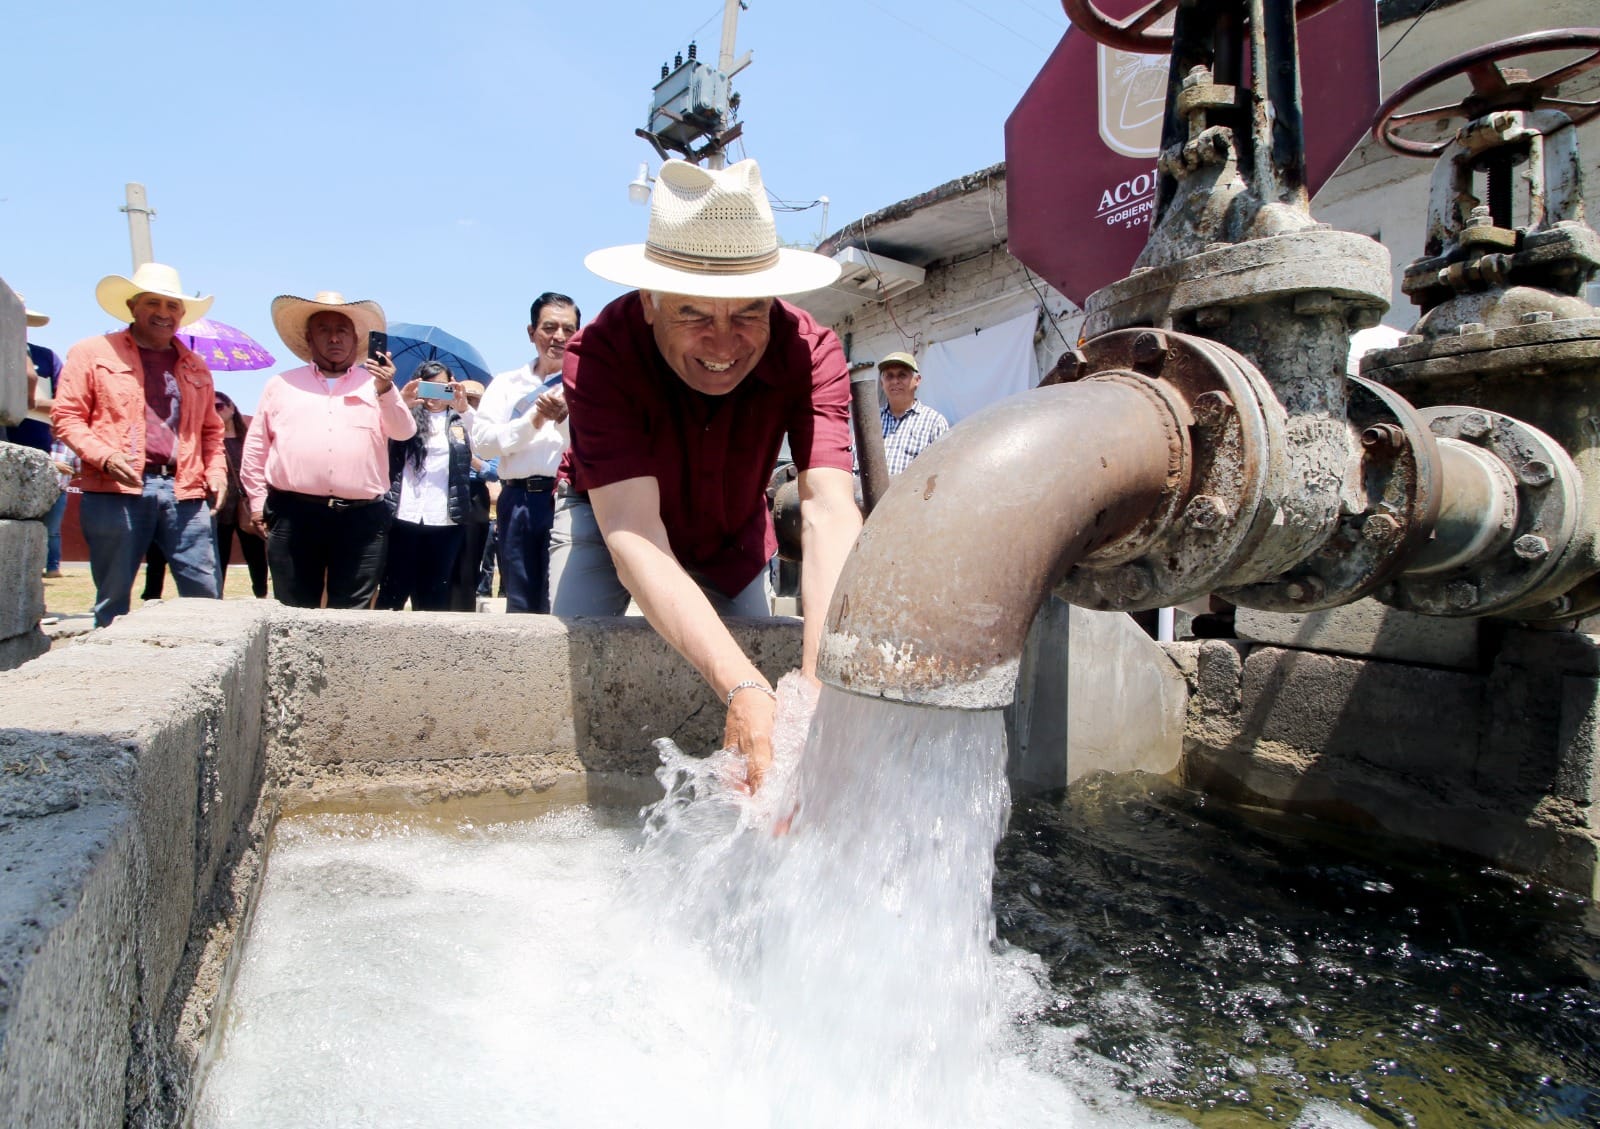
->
xmin=53 ymin=263 xmax=229 ymax=627
xmin=241 ymin=291 xmax=416 ymax=608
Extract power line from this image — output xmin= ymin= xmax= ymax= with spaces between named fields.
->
xmin=1381 ymin=0 xmax=1442 ymax=62
xmin=861 ymin=0 xmax=1027 ymax=88
xmin=950 ymin=0 xmax=1052 ymax=49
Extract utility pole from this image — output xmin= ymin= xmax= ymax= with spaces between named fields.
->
xmin=120 ymin=183 xmax=155 ymax=270
xmin=708 ymin=0 xmax=749 ymax=169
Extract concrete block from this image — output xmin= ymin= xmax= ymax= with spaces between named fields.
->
xmin=0 ymin=519 xmax=45 ymax=640
xmin=0 ymin=626 xmax=48 ymax=671
xmin=1239 ymin=646 xmax=1483 ymax=780
xmin=1234 ymin=598 xmax=1481 ymax=669
xmin=0 ymin=808 xmax=140 ymax=1129
xmin=0 ymin=442 xmax=59 ymax=520
xmin=0 ymin=282 xmax=24 ymax=428
xmin=1497 ymin=628 xmax=1600 ymax=676
xmin=1555 ymin=675 xmax=1600 ymax=813
xmin=262 ymin=608 xmax=803 ymax=797
xmin=1194 ymin=638 xmax=1247 ymax=714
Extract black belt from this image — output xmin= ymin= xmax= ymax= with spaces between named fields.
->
xmin=504 ymin=475 xmax=557 ymax=493
xmin=143 ymin=464 xmax=176 ymax=479
xmin=269 ymin=488 xmax=385 ymax=510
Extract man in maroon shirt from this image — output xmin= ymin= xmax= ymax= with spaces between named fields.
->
xmin=557 ymin=158 xmax=862 ymax=790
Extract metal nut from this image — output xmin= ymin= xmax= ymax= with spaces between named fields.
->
xmin=1445 ymin=580 xmax=1479 ymax=610
xmin=1519 ymin=460 xmax=1554 ymax=487
xmin=1458 ymin=412 xmax=1492 ymax=440
xmin=1184 ymin=494 xmax=1231 ymax=531
xmin=1294 ymin=291 xmax=1334 ymax=315
xmin=1458 ymin=322 xmax=1487 ymax=336
xmin=1131 ymin=331 xmax=1168 ymax=366
xmin=1115 ymin=565 xmax=1154 ymax=602
xmin=1361 ymin=423 xmax=1404 ymax=452
xmin=1284 ymin=576 xmax=1326 ymax=604
xmin=1512 ymin=534 xmax=1550 ymax=561
xmin=1361 ymin=514 xmax=1402 ymax=544
xmin=1191 ymin=390 xmax=1233 ymax=427
xmin=1518 ymin=311 xmax=1554 ymax=325
xmin=1194 ymin=306 xmax=1232 ymax=329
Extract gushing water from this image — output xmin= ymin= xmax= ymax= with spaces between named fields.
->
xmin=193 ymin=677 xmax=1171 ymax=1128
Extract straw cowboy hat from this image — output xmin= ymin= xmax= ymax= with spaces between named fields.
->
xmin=15 ymin=291 xmax=49 ymax=328
xmin=95 ymin=262 xmax=213 ymax=326
xmin=270 ymin=291 xmax=387 ymax=365
xmin=585 ymin=158 xmax=841 ymax=299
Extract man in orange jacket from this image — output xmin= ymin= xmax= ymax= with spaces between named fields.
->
xmin=53 ymin=263 xmax=229 ymax=627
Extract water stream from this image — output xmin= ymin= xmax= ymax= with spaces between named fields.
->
xmin=193 ymin=678 xmax=1600 ymax=1128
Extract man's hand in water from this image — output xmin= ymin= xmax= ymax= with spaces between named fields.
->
xmin=725 ymin=682 xmax=778 ymax=792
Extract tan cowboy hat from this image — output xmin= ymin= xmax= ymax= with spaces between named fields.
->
xmin=877 ymin=351 xmax=920 ymax=373
xmin=585 ymin=159 xmax=841 ymax=299
xmin=270 ymin=290 xmax=387 ymax=364
xmin=95 ymin=262 xmax=213 ymax=326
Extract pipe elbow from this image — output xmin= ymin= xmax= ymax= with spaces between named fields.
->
xmin=818 ymin=379 xmax=1182 ymax=708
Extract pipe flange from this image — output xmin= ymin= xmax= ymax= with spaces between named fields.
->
xmin=1383 ymin=406 xmax=1581 ymax=617
xmin=1222 ymin=377 xmax=1443 ymax=612
xmin=1057 ymin=328 xmax=1280 ymax=610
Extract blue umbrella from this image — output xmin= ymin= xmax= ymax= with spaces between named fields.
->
xmin=386 ymin=322 xmax=492 ymax=386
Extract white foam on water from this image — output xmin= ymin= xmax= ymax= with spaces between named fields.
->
xmin=193 ymin=677 xmax=1178 ymax=1129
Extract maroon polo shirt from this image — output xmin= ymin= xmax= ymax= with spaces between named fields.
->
xmin=563 ymin=292 xmax=853 ymax=597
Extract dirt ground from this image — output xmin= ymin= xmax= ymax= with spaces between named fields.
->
xmin=43 ymin=564 xmax=270 ymax=620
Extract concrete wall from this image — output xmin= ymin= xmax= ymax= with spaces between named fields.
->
xmin=0 ymin=442 xmax=59 ymax=670
xmin=0 ymin=600 xmax=801 ymax=1128
xmin=1172 ymin=628 xmax=1600 ymax=897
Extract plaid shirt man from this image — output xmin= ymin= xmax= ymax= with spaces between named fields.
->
xmin=880 ymin=399 xmax=950 ymax=476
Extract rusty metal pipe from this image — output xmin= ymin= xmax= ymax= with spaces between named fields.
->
xmin=1399 ymin=439 xmax=1517 ymax=576
xmin=817 ymin=379 xmax=1183 ymax=709
xmin=850 ymin=366 xmax=891 ymax=515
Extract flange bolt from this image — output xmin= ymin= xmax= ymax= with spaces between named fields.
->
xmin=1519 ymin=460 xmax=1554 ymax=487
xmin=1131 ymin=331 xmax=1168 ymax=366
xmin=1512 ymin=534 xmax=1550 ymax=561
xmin=1192 ymin=390 xmax=1233 ymax=427
xmin=1458 ymin=412 xmax=1492 ymax=440
xmin=1185 ymin=494 xmax=1231 ymax=531
xmin=1361 ymin=513 xmax=1402 ymax=544
xmin=1445 ymin=580 xmax=1479 ymax=610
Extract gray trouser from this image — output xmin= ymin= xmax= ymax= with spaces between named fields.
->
xmin=549 ymin=493 xmax=772 ymax=617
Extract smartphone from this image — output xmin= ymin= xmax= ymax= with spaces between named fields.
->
xmin=367 ymin=330 xmax=388 ymax=364
xmin=416 ymin=380 xmax=454 ymax=401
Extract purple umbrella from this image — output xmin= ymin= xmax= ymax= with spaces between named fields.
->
xmin=178 ymin=317 xmax=276 ymax=371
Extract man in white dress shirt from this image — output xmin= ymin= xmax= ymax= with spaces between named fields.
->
xmin=468 ymin=293 xmax=581 ymax=613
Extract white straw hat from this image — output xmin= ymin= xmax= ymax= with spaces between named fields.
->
xmin=270 ymin=291 xmax=387 ymax=364
xmin=95 ymin=263 xmax=213 ymax=326
xmin=585 ymin=159 xmax=841 ymax=299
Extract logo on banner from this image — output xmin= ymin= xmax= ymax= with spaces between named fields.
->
xmin=1096 ymin=44 xmax=1167 ymax=158
xmin=1094 ymin=35 xmax=1170 ymax=234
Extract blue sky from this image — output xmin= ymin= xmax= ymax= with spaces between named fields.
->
xmin=7 ymin=0 xmax=1065 ymax=411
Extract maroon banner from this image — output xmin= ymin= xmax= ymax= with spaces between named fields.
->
xmin=1005 ymin=0 xmax=1379 ymax=306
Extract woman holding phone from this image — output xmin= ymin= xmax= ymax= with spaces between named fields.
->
xmin=377 ymin=360 xmax=476 ymax=611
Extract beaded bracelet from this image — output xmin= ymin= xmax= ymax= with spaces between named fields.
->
xmin=726 ymin=680 xmax=777 ymax=707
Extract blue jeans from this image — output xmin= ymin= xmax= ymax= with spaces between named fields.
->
xmin=79 ymin=479 xmax=219 ymax=627
xmin=498 ymin=482 xmax=556 ymax=613
xmin=42 ymin=490 xmax=68 ymax=572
